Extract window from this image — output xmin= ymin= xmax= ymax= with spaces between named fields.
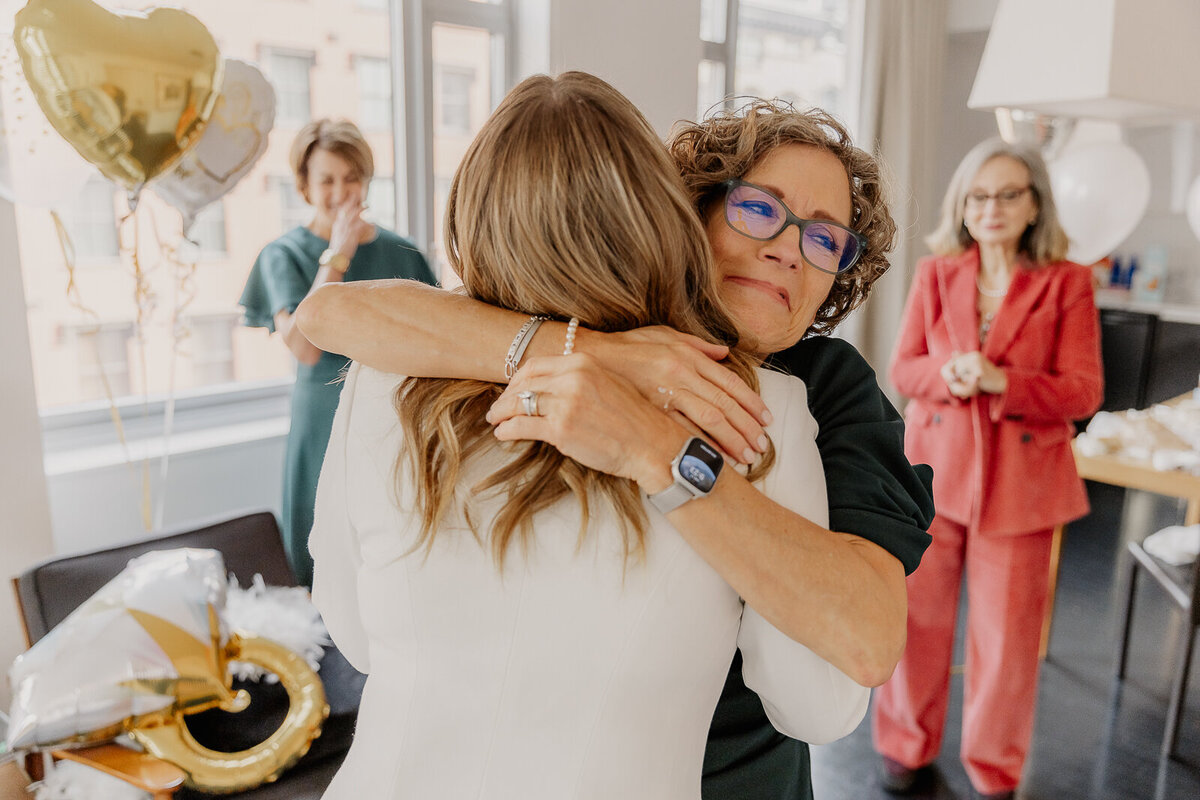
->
xmin=356 ymin=55 xmax=392 ymax=132
xmin=736 ymin=0 xmax=853 ymax=121
xmin=262 ymin=47 xmax=314 ymax=127
xmin=10 ymin=1 xmax=400 ymax=411
xmin=437 ymin=66 xmax=475 ymax=135
xmin=274 ymin=177 xmax=312 ymax=233
xmin=422 ymin=16 xmax=509 ymax=279
xmin=698 ymin=59 xmax=726 ymax=118
xmin=61 ymin=178 xmax=120 ymax=262
xmin=69 ymin=322 xmax=134 ymax=400
xmin=192 ymin=201 xmax=228 ymax=257
xmin=698 ymin=0 xmax=858 ymax=122
xmin=187 ymin=312 xmax=240 ymax=386
xmin=366 ymin=175 xmax=396 ymax=231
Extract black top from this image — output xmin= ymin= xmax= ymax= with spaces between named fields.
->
xmin=702 ymin=336 xmax=935 ymax=800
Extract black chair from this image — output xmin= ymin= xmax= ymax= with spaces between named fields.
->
xmin=11 ymin=511 xmax=365 ymax=799
xmin=1115 ymin=535 xmax=1200 ymax=762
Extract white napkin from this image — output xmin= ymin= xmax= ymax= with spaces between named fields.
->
xmin=1143 ymin=524 xmax=1200 ymax=566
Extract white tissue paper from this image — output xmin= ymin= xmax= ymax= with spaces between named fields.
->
xmin=224 ymin=574 xmax=329 ymax=683
xmin=1143 ymin=524 xmax=1200 ymax=566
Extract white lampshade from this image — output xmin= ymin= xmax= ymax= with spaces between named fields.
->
xmin=969 ymin=0 xmax=1200 ymax=123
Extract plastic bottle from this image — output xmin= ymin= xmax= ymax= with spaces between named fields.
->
xmin=1124 ymin=255 xmax=1139 ymax=290
xmin=1109 ymin=254 xmax=1124 ymax=288
xmin=1133 ymin=245 xmax=1168 ymax=303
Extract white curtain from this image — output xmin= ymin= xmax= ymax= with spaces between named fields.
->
xmin=839 ymin=0 xmax=949 ymax=403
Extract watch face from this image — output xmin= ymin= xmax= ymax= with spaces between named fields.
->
xmin=678 ymin=438 xmax=723 ymax=493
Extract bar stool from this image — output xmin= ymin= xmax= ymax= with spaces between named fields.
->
xmin=1115 ymin=533 xmax=1200 ymax=762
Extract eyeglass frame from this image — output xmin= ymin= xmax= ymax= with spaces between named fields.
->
xmin=721 ymin=179 xmax=868 ymax=275
xmin=963 ymin=185 xmax=1033 ymax=208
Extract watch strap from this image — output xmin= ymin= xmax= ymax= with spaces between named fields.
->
xmin=647 ymin=481 xmax=697 ymax=514
xmin=319 ymin=249 xmax=350 ymax=274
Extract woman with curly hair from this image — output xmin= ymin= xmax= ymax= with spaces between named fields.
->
xmin=300 ymin=85 xmax=933 ymax=800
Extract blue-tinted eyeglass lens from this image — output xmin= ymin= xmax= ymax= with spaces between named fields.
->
xmin=726 ymin=184 xmax=785 ymax=238
xmin=803 ymin=221 xmax=860 ymax=273
xmin=726 ymin=184 xmax=861 ymax=273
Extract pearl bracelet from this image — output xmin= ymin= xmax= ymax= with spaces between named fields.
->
xmin=563 ymin=317 xmax=579 ymax=355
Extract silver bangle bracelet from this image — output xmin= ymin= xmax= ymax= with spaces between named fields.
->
xmin=504 ymin=315 xmax=548 ymax=380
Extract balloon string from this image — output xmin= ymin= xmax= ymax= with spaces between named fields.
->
xmin=146 ymin=210 xmax=197 ymax=531
xmin=50 ymin=209 xmax=141 ymax=494
xmin=119 ymin=206 xmax=154 ymax=532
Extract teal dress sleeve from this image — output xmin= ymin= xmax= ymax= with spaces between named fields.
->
xmin=239 ymin=231 xmax=314 ymax=333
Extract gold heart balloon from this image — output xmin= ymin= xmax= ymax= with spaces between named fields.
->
xmin=12 ymin=0 xmax=222 ymax=195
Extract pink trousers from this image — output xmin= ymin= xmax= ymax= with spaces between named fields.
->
xmin=872 ymin=516 xmax=1054 ymax=795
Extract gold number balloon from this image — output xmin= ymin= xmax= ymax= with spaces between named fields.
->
xmin=12 ymin=0 xmax=221 ymax=195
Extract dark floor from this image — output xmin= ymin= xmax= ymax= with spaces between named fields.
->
xmin=812 ymin=482 xmax=1200 ymax=800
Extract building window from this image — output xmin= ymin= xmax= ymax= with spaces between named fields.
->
xmin=698 ymin=59 xmax=727 ymax=118
xmin=366 ymin=175 xmax=396 ymax=231
xmin=437 ymin=66 xmax=475 ymax=135
xmin=70 ymin=322 xmax=134 ymax=400
xmin=735 ymin=1 xmax=853 ymax=120
xmin=355 ymin=55 xmax=392 ymax=132
xmin=191 ymin=201 xmax=228 ymax=257
xmin=699 ymin=0 xmax=858 ymax=122
xmin=274 ymin=177 xmax=312 ymax=232
xmin=62 ymin=178 xmax=120 ymax=261
xmin=186 ymin=313 xmax=239 ymax=386
xmin=262 ymin=48 xmax=314 ymax=126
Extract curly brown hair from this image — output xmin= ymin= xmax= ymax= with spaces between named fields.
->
xmin=668 ymin=99 xmax=897 ymax=336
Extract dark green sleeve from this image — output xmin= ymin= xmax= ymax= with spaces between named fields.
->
xmin=239 ymin=239 xmax=312 ymax=333
xmin=768 ymin=337 xmax=934 ymax=575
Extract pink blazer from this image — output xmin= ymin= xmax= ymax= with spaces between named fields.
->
xmin=889 ymin=247 xmax=1103 ymax=536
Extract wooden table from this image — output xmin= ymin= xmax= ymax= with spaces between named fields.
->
xmin=1040 ymin=421 xmax=1200 ymax=657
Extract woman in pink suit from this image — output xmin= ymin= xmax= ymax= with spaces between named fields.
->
xmin=873 ymin=138 xmax=1103 ymax=800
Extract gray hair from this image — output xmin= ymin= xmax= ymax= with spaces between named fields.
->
xmin=925 ymin=137 xmax=1069 ymax=265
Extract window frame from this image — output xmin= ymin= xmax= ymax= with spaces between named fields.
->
xmin=27 ymin=0 xmax=516 ymax=463
xmin=392 ymin=0 xmax=514 ymax=258
xmin=354 ymin=54 xmax=394 ymax=132
xmin=260 ymin=46 xmax=316 ymax=127
xmin=699 ymin=0 xmax=864 ymax=136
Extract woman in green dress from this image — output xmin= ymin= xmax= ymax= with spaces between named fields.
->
xmin=239 ymin=118 xmax=436 ymax=587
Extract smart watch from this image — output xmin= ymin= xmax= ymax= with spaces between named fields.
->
xmin=319 ymin=248 xmax=350 ymax=274
xmin=647 ymin=437 xmax=725 ymax=514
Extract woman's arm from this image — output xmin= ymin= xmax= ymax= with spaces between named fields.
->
xmin=275 ymin=286 xmax=341 ymax=366
xmin=295 ymin=280 xmax=771 ymax=462
xmin=489 ymin=353 xmax=908 ymax=687
xmin=269 ymin=199 xmax=369 ymax=365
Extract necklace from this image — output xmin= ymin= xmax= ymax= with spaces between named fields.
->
xmin=979 ymin=311 xmax=996 ymax=341
xmin=976 ymin=275 xmax=1008 ymax=298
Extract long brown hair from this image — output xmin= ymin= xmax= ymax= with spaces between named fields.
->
xmin=669 ymin=100 xmax=897 ymax=336
xmin=394 ymin=72 xmax=770 ymax=568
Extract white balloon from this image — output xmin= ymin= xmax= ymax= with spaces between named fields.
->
xmin=1049 ymin=141 xmax=1151 ymax=265
xmin=1185 ymin=175 xmax=1200 ymax=243
xmin=151 ymin=58 xmax=276 ymax=232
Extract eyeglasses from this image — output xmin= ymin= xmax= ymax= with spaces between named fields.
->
xmin=722 ymin=179 xmax=867 ymax=274
xmin=964 ymin=186 xmax=1031 ymax=208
